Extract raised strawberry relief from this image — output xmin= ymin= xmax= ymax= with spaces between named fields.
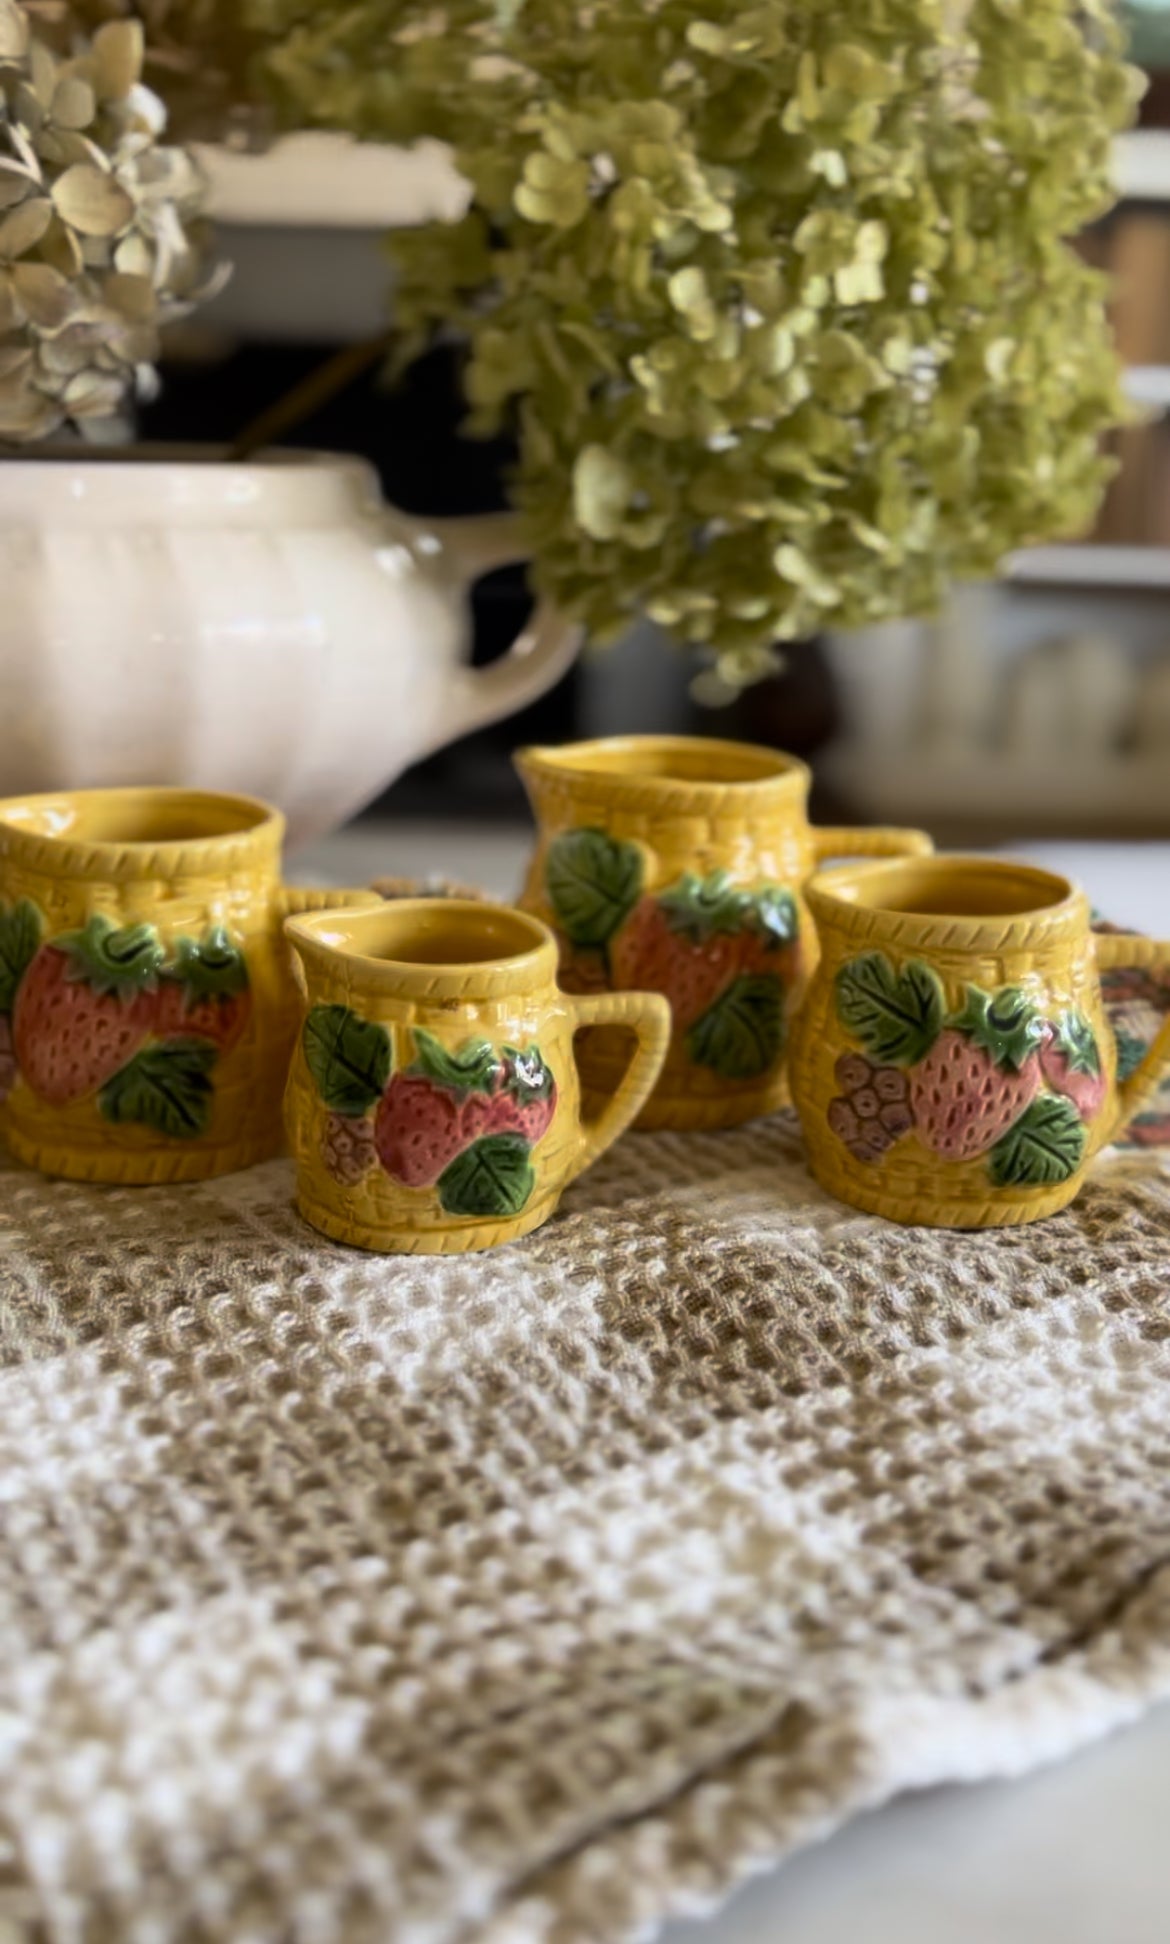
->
xmin=1039 ymin=1009 xmax=1107 ymax=1123
xmin=303 ymin=1010 xmax=556 ymax=1221
xmin=2 ymin=906 xmax=250 ymax=1141
xmin=544 ymin=827 xmax=800 ymax=1082
xmin=15 ymin=913 xmax=166 ymax=1107
xmin=832 ymin=952 xmax=1092 ymax=1188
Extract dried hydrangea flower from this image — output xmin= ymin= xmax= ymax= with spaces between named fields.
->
xmin=243 ymin=0 xmax=1141 ymax=690
xmin=0 ymin=0 xmax=220 ymax=443
xmin=24 ymin=0 xmax=264 ymax=142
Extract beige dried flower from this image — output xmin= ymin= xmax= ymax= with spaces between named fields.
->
xmin=23 ymin=0 xmax=263 ymax=142
xmin=0 ymin=0 xmax=220 ymax=443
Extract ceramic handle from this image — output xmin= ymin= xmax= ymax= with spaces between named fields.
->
xmin=1093 ymin=933 xmax=1170 ymax=1130
xmin=812 ymin=825 xmax=934 ymax=863
xmin=567 ymin=989 xmax=672 ymax=1177
xmin=426 ymin=513 xmax=584 ymax=741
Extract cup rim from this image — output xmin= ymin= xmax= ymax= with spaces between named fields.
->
xmin=0 ymin=787 xmax=285 ymax=881
xmin=805 ymin=854 xmax=1088 ymax=948
xmin=284 ymin=897 xmax=558 ymax=998
xmin=515 ymin=735 xmax=809 ymax=811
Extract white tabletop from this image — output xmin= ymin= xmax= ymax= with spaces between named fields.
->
xmin=298 ymin=825 xmax=1170 ymax=1944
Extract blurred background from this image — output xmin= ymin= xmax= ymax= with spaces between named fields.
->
xmin=145 ymin=7 xmax=1170 ymax=848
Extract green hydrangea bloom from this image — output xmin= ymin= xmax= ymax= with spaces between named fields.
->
xmin=259 ymin=1 xmax=1140 ymax=686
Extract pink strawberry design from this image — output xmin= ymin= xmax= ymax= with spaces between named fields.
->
xmin=374 ymin=1032 xmax=558 ymax=1190
xmin=14 ymin=915 xmax=165 ymax=1107
xmin=154 ymin=928 xmax=252 ymax=1055
xmin=1040 ymin=1010 xmax=1108 ymax=1123
xmin=610 ymin=873 xmax=798 ymax=1033
xmin=910 ymin=987 xmax=1045 ymax=1162
xmin=376 ymin=1071 xmax=466 ymax=1188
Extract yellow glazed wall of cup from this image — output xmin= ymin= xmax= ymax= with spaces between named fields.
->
xmin=789 ymin=855 xmax=1170 ymax=1229
xmin=283 ymin=899 xmax=671 ymax=1254
xmin=515 ymin=735 xmax=932 ymax=1131
xmin=0 ymin=788 xmax=379 ymax=1184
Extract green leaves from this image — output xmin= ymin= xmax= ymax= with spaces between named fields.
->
xmin=99 ymin=1038 xmax=216 ymax=1141
xmin=545 ymin=829 xmax=643 ymax=949
xmin=439 ymin=1133 xmax=536 ymax=1219
xmin=0 ymin=898 xmax=41 ymax=1013
xmin=411 ymin=1028 xmax=500 ymax=1097
xmin=58 ymin=914 xmax=165 ymax=1000
xmin=949 ymin=985 xmax=1045 ymax=1074
xmin=688 ymin=974 xmax=784 ymax=1081
xmin=359 ymin=0 xmax=1137 ymax=696
xmin=167 ymin=927 xmax=249 ymax=1004
xmin=303 ymin=1005 xmax=391 ymax=1117
xmin=835 ymin=954 xmax=944 ymax=1067
xmin=659 ymin=871 xmax=751 ymax=942
xmin=989 ymin=1096 xmax=1087 ymax=1189
xmin=1050 ymin=1008 xmax=1101 ymax=1078
xmin=658 ymin=873 xmax=799 ymax=947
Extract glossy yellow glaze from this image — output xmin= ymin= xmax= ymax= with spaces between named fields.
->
xmin=516 ymin=736 xmax=931 ymax=1130
xmin=0 ymin=788 xmax=378 ymax=1184
xmin=284 ymin=900 xmax=671 ymax=1254
xmin=790 ymin=856 xmax=1170 ymax=1229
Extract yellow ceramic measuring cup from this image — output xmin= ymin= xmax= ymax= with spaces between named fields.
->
xmin=790 ymin=854 xmax=1170 ymax=1228
xmin=0 ymin=787 xmax=378 ymax=1184
xmin=283 ymin=899 xmax=671 ymax=1254
xmin=516 ymin=735 xmax=932 ymax=1130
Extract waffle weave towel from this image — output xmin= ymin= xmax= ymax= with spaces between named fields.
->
xmin=2 ymin=1110 xmax=1170 ymax=1943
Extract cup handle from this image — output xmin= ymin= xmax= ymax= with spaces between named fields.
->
xmin=812 ymin=825 xmax=934 ymax=863
xmin=1093 ymin=933 xmax=1170 ymax=1131
xmin=421 ymin=513 xmax=584 ymax=744
xmin=566 ymin=989 xmax=672 ymax=1177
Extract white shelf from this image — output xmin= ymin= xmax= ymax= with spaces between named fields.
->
xmin=196 ymin=132 xmax=468 ymax=230
xmin=1114 ymin=129 xmax=1170 ymax=203
xmin=1006 ymin=546 xmax=1170 ymax=589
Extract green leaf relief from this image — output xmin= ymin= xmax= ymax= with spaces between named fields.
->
xmin=746 ymin=886 xmax=800 ymax=950
xmin=1050 ymin=1008 xmax=1101 ymax=1078
xmin=659 ymin=871 xmax=750 ymax=941
xmin=835 ymin=954 xmax=944 ymax=1067
xmin=988 ymin=1095 xmax=1087 ymax=1190
xmin=303 ymin=1005 xmax=391 ymax=1117
xmin=1115 ymin=1030 xmax=1148 ymax=1084
xmin=0 ymin=898 xmax=42 ymax=1014
xmin=412 ymin=1028 xmax=500 ymax=1096
xmin=545 ymin=829 xmax=644 ymax=949
xmin=99 ymin=1039 xmax=216 ymax=1142
xmin=438 ymin=1133 xmax=537 ymax=1220
xmin=167 ymin=927 xmax=249 ymax=1004
xmin=688 ymin=974 xmax=785 ymax=1081
xmin=502 ymin=1044 xmax=555 ymax=1103
xmin=59 ymin=914 xmax=165 ymax=1001
xmin=949 ymin=984 xmax=1045 ymax=1073
xmin=657 ymin=874 xmax=799 ymax=949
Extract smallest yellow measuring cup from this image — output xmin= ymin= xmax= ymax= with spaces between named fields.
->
xmin=284 ymin=899 xmax=671 ymax=1254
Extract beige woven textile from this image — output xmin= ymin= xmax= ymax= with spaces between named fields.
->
xmin=3 ymin=1122 xmax=1170 ymax=1944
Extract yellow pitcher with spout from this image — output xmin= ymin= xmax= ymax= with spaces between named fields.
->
xmin=516 ymin=735 xmax=932 ymax=1131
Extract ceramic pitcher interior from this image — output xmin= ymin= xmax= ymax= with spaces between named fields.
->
xmin=516 ymin=735 xmax=931 ymax=1131
xmin=789 ymin=856 xmax=1146 ymax=1229
xmin=0 ymin=787 xmax=375 ymax=1185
